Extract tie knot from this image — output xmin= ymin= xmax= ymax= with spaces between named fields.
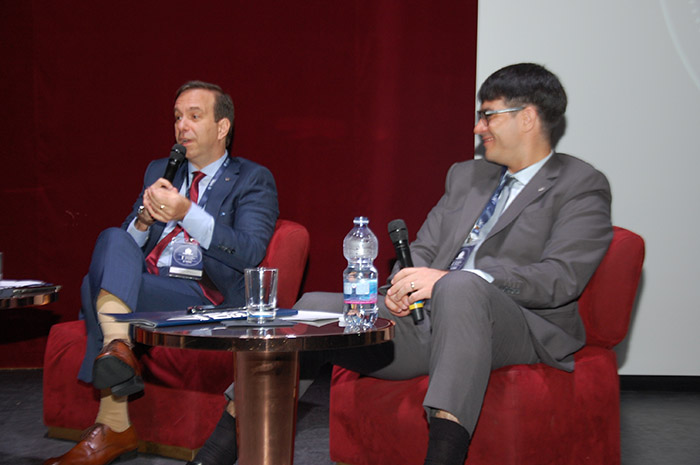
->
xmin=495 ymin=173 xmax=515 ymax=196
xmin=192 ymin=171 xmax=205 ymax=184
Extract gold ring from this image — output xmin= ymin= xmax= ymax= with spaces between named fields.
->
xmin=160 ymin=204 xmax=165 ymax=210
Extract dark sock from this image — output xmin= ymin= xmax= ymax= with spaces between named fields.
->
xmin=424 ymin=417 xmax=471 ymax=465
xmin=192 ymin=410 xmax=237 ymax=465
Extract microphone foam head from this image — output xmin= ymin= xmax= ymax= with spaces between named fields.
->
xmin=170 ymin=143 xmax=187 ymax=161
xmin=388 ymin=219 xmax=408 ymax=243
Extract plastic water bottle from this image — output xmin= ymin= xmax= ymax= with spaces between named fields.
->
xmin=343 ymin=217 xmax=379 ymax=330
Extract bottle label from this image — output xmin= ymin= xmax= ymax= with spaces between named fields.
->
xmin=343 ymin=278 xmax=378 ymax=304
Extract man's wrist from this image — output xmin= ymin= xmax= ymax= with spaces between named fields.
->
xmin=135 ymin=205 xmax=154 ymax=230
xmin=134 ymin=218 xmax=150 ymax=231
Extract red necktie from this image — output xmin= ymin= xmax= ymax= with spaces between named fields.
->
xmin=145 ymin=171 xmax=206 ymax=274
xmin=143 ymin=172 xmax=225 ymax=305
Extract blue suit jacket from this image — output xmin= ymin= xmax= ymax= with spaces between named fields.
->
xmin=122 ymin=155 xmax=279 ymax=306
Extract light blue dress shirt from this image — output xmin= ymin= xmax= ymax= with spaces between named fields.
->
xmin=127 ymin=153 xmax=227 ymax=268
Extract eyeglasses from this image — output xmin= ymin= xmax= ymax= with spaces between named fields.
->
xmin=476 ymin=106 xmax=525 ymax=126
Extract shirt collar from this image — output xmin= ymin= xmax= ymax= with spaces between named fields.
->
xmin=188 ymin=151 xmax=228 ymax=180
xmin=508 ymin=151 xmax=553 ymax=187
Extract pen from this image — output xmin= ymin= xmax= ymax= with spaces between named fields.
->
xmin=186 ymin=305 xmax=246 ymax=315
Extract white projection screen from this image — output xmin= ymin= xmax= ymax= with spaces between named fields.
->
xmin=476 ymin=0 xmax=700 ymax=375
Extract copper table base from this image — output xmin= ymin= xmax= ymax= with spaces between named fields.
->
xmin=235 ymin=350 xmax=299 ymax=464
xmin=135 ymin=318 xmax=394 ymax=465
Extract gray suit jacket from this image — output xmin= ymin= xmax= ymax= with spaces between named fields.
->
xmin=408 ymin=153 xmax=612 ymax=370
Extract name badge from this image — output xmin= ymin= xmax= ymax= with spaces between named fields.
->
xmin=168 ymin=238 xmax=203 ymax=280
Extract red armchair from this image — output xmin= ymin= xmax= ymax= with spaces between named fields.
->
xmin=43 ymin=219 xmax=309 ymax=460
xmin=329 ymin=226 xmax=644 ymax=465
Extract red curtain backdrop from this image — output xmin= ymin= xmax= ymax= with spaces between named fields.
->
xmin=0 ymin=0 xmax=478 ymax=367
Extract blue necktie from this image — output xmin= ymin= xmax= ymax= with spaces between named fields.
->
xmin=449 ymin=171 xmax=514 ymax=271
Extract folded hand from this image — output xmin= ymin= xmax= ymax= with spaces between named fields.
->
xmin=385 ymin=267 xmax=448 ymax=317
xmin=143 ymin=178 xmax=192 ymax=223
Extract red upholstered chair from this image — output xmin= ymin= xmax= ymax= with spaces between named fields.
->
xmin=43 ymin=219 xmax=309 ymax=460
xmin=329 ymin=226 xmax=644 ymax=465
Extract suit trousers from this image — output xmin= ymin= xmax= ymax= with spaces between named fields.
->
xmin=293 ymin=271 xmax=539 ymax=435
xmin=78 ymin=227 xmax=210 ymax=383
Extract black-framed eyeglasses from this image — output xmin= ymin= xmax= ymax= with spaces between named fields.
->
xmin=476 ymin=106 xmax=525 ymax=126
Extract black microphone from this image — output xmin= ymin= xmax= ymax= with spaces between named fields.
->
xmin=163 ymin=144 xmax=187 ymax=182
xmin=388 ymin=219 xmax=425 ymax=324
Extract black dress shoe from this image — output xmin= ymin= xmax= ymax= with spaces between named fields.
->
xmin=190 ymin=410 xmax=237 ymax=465
xmin=92 ymin=339 xmax=144 ymax=396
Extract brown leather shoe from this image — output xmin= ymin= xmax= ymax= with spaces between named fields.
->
xmin=92 ymin=339 xmax=144 ymax=396
xmin=43 ymin=423 xmax=138 ymax=465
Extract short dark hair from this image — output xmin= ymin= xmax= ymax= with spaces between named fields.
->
xmin=478 ymin=63 xmax=567 ymax=140
xmin=175 ymin=80 xmax=235 ymax=150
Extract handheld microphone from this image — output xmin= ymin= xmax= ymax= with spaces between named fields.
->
xmin=388 ymin=219 xmax=425 ymax=324
xmin=163 ymin=144 xmax=187 ymax=182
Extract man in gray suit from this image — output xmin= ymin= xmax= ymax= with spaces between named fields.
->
xmin=193 ymin=63 xmax=612 ymax=465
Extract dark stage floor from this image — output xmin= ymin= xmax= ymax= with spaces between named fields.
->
xmin=1 ymin=369 xmax=699 ymax=465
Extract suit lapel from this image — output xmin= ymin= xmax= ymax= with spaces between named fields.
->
xmin=488 ymin=154 xmax=561 ymax=238
xmin=146 ymin=163 xmax=188 ymax=254
xmin=203 ymin=156 xmax=240 ymax=217
xmin=447 ymin=162 xmax=503 ymax=264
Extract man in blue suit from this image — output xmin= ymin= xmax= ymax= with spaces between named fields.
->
xmin=44 ymin=81 xmax=279 ymax=465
